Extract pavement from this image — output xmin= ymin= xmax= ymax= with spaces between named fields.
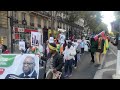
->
xmin=94 ymin=43 xmax=117 ymax=79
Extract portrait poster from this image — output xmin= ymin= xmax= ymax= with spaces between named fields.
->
xmin=0 ymin=54 xmax=39 ymax=79
xmin=31 ymin=32 xmax=41 ymax=46
xmin=59 ymin=34 xmax=65 ymax=44
xmin=19 ymin=40 xmax=25 ymax=50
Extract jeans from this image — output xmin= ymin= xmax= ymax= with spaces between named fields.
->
xmin=81 ymin=48 xmax=84 ymax=54
xmin=91 ymin=52 xmax=94 ymax=61
xmin=64 ymin=59 xmax=73 ymax=75
xmin=74 ymin=54 xmax=77 ymax=67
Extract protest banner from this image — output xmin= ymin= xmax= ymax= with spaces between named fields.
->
xmin=0 ymin=54 xmax=39 ymax=79
xmin=19 ymin=40 xmax=25 ymax=50
xmin=31 ymin=32 xmax=40 ymax=46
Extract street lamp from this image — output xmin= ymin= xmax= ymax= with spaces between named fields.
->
xmin=9 ymin=11 xmax=14 ymax=53
xmin=112 ymin=19 xmax=120 ymax=79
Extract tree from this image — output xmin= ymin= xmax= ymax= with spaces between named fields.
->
xmin=80 ymin=11 xmax=102 ymax=33
xmin=114 ymin=11 xmax=120 ymax=19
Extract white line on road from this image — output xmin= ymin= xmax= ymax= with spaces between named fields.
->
xmin=94 ymin=69 xmax=115 ymax=79
xmin=104 ymin=60 xmax=116 ymax=68
xmin=110 ymin=49 xmax=117 ymax=56
xmin=98 ymin=54 xmax=106 ymax=69
xmin=108 ymin=52 xmax=113 ymax=55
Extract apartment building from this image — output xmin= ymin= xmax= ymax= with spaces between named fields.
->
xmin=0 ymin=11 xmax=83 ymax=53
xmin=0 ymin=11 xmax=9 ymax=48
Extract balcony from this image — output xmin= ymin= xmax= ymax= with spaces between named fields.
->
xmin=31 ymin=11 xmax=51 ymax=18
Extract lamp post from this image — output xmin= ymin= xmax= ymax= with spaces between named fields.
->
xmin=9 ymin=11 xmax=14 ymax=53
xmin=112 ymin=19 xmax=120 ymax=79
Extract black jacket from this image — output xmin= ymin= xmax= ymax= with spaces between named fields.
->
xmin=41 ymin=52 xmax=63 ymax=72
xmin=52 ymin=52 xmax=64 ymax=72
xmin=19 ymin=70 xmax=37 ymax=79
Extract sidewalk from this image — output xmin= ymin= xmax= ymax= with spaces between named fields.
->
xmin=94 ymin=43 xmax=117 ymax=79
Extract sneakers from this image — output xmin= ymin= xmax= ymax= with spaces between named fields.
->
xmin=69 ymin=74 xmax=72 ymax=77
xmin=64 ymin=74 xmax=68 ymax=78
xmin=74 ymin=67 xmax=77 ymax=69
xmin=90 ymin=60 xmax=95 ymax=63
xmin=95 ymin=64 xmax=101 ymax=67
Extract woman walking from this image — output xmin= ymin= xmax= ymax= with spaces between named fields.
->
xmin=95 ymin=35 xmax=105 ymax=67
xmin=90 ymin=37 xmax=97 ymax=63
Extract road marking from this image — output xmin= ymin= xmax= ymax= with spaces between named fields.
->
xmin=108 ymin=52 xmax=113 ymax=55
xmin=104 ymin=60 xmax=116 ymax=68
xmin=98 ymin=53 xmax=107 ymax=70
xmin=94 ymin=69 xmax=115 ymax=79
xmin=110 ymin=48 xmax=117 ymax=56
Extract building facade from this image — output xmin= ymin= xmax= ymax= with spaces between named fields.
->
xmin=0 ymin=11 xmax=9 ymax=49
xmin=0 ymin=11 xmax=83 ymax=53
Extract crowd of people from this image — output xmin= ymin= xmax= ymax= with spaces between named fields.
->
xmin=0 ymin=31 xmax=110 ymax=79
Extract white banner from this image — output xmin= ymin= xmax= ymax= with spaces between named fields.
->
xmin=31 ymin=32 xmax=40 ymax=47
xmin=19 ymin=40 xmax=25 ymax=50
xmin=0 ymin=54 xmax=39 ymax=79
xmin=59 ymin=33 xmax=65 ymax=44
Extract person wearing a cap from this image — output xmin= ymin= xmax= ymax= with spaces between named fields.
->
xmin=44 ymin=43 xmax=64 ymax=79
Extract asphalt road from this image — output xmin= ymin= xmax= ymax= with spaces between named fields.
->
xmin=68 ymin=52 xmax=98 ymax=79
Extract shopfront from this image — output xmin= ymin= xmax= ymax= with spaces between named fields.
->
xmin=12 ymin=27 xmax=38 ymax=53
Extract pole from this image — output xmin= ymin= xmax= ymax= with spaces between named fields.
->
xmin=10 ymin=11 xmax=13 ymax=53
xmin=68 ymin=28 xmax=69 ymax=39
xmin=112 ymin=20 xmax=120 ymax=79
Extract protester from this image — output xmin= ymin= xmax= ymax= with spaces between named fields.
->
xmin=2 ymin=45 xmax=10 ymax=54
xmin=63 ymin=42 xmax=76 ymax=77
xmin=72 ymin=39 xmax=79 ymax=68
xmin=42 ymin=43 xmax=64 ymax=79
xmin=76 ymin=41 xmax=81 ymax=62
xmin=90 ymin=37 xmax=97 ymax=63
xmin=106 ymin=35 xmax=110 ymax=50
xmin=95 ymin=35 xmax=105 ymax=67
xmin=80 ymin=39 xmax=85 ymax=55
xmin=63 ymin=40 xmax=67 ymax=51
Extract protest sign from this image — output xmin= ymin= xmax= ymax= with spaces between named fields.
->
xmin=0 ymin=54 xmax=39 ymax=79
xmin=31 ymin=32 xmax=40 ymax=46
xmin=19 ymin=40 xmax=25 ymax=50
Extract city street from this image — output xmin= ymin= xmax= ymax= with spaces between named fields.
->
xmin=67 ymin=52 xmax=98 ymax=79
xmin=66 ymin=43 xmax=117 ymax=79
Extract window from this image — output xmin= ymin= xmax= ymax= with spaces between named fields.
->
xmin=43 ymin=19 xmax=47 ymax=28
xmin=37 ymin=16 xmax=41 ymax=28
xmin=21 ymin=12 xmax=26 ymax=20
xmin=30 ymin=15 xmax=34 ymax=26
xmin=13 ymin=11 xmax=18 ymax=24
xmin=13 ymin=11 xmax=18 ymax=19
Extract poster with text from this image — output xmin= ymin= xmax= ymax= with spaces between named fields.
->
xmin=31 ymin=32 xmax=40 ymax=46
xmin=0 ymin=54 xmax=39 ymax=79
xmin=19 ymin=40 xmax=25 ymax=50
xmin=59 ymin=33 xmax=65 ymax=44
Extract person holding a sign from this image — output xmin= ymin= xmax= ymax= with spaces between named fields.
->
xmin=45 ymin=43 xmax=64 ymax=79
xmin=95 ymin=35 xmax=105 ymax=67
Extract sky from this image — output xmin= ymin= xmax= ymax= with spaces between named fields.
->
xmin=101 ymin=11 xmax=115 ymax=32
